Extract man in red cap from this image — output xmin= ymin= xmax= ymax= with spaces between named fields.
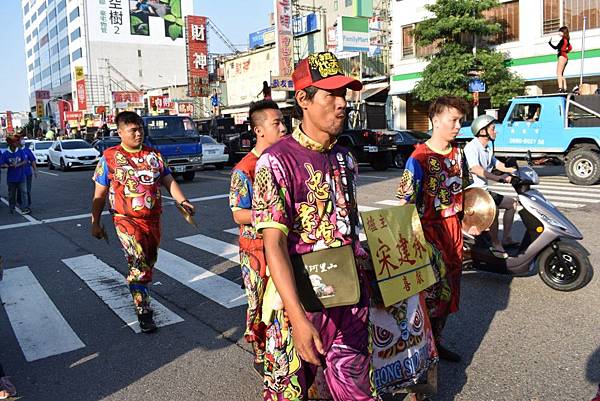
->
xmin=252 ymin=52 xmax=379 ymax=400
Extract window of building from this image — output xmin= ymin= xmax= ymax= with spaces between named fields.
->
xmin=69 ymin=7 xmax=79 ymax=22
xmin=31 ymin=13 xmax=37 ymax=23
xmin=27 ymin=49 xmax=33 ymax=57
xmin=42 ymin=66 xmax=51 ymax=78
xmin=402 ymin=25 xmax=415 ymax=58
xmin=59 ymin=36 xmax=69 ymax=49
xmin=34 ymin=58 xmax=41 ymax=67
xmin=26 ymin=35 xmax=32 ymax=44
xmin=137 ymin=49 xmax=142 ymax=57
xmin=39 ymin=34 xmax=49 ymax=47
xmin=70 ymin=27 xmax=81 ymax=41
xmin=139 ymin=69 xmax=143 ymax=77
xmin=39 ymin=18 xmax=48 ymax=30
xmin=24 ymin=3 xmax=30 ymax=15
xmin=543 ymin=0 xmax=600 ymax=33
xmin=34 ymin=43 xmax=40 ymax=52
xmin=58 ymin=17 xmax=67 ymax=31
xmin=33 ymin=28 xmax=38 ymax=37
xmin=72 ymin=48 xmax=82 ymax=61
xmin=56 ymin=0 xmax=66 ymax=13
xmin=37 ymin=2 xmax=47 ymax=15
xmin=50 ymin=44 xmax=59 ymax=56
xmin=345 ymin=0 xmax=353 ymax=6
xmin=483 ymin=0 xmax=519 ymax=43
xmin=28 ymin=63 xmax=34 ymax=72
xmin=48 ymin=8 xmax=56 ymax=21
xmin=61 ymin=73 xmax=71 ymax=85
xmin=60 ymin=55 xmax=70 ymax=68
xmin=25 ymin=20 xmax=31 ymax=29
xmin=334 ymin=0 xmax=338 ymax=11
xmin=49 ymin=26 xmax=58 ymax=40
xmin=52 ymin=61 xmax=60 ymax=73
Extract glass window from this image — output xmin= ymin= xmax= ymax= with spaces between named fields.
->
xmin=37 ymin=2 xmax=47 ymax=15
xmin=62 ymin=140 xmax=92 ymax=150
xmin=56 ymin=0 xmax=66 ymax=13
xmin=201 ymin=136 xmax=217 ymax=144
xmin=39 ymin=34 xmax=48 ymax=46
xmin=33 ymin=28 xmax=38 ymax=36
xmin=34 ymin=58 xmax=41 ymax=67
xmin=27 ymin=49 xmax=33 ymax=57
xmin=483 ymin=0 xmax=519 ymax=43
xmin=49 ymin=27 xmax=58 ymax=39
xmin=71 ymin=48 xmax=82 ymax=61
xmin=60 ymin=55 xmax=70 ymax=68
xmin=28 ymin=63 xmax=34 ymax=72
xmin=509 ymin=103 xmax=541 ymax=122
xmin=34 ymin=43 xmax=40 ymax=52
xmin=39 ymin=18 xmax=48 ymax=30
xmin=59 ymin=36 xmax=69 ymax=49
xmin=564 ymin=0 xmax=600 ymax=30
xmin=61 ymin=73 xmax=71 ymax=84
xmin=42 ymin=66 xmax=51 ymax=78
xmin=402 ymin=25 xmax=414 ymax=58
xmin=48 ymin=8 xmax=56 ymax=21
xmin=31 ymin=13 xmax=37 ymax=23
xmin=24 ymin=3 xmax=30 ymax=15
xmin=70 ymin=28 xmax=80 ymax=41
xmin=26 ymin=35 xmax=32 ymax=44
xmin=52 ymin=61 xmax=60 ymax=72
xmin=25 ymin=20 xmax=31 ymax=29
xmin=50 ymin=44 xmax=59 ymax=55
xmin=58 ymin=17 xmax=67 ymax=31
xmin=345 ymin=0 xmax=352 ymax=6
xmin=69 ymin=7 xmax=79 ymax=22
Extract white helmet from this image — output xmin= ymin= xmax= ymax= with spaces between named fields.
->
xmin=471 ymin=114 xmax=496 ymax=137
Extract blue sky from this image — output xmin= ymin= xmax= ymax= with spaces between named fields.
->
xmin=0 ymin=0 xmax=273 ymax=111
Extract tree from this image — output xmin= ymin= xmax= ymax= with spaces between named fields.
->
xmin=412 ymin=0 xmax=525 ymax=108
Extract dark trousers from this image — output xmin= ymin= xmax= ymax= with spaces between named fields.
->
xmin=8 ymin=181 xmax=28 ymax=211
xmin=17 ymin=175 xmax=32 ymax=207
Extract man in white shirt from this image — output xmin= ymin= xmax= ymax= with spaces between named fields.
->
xmin=464 ymin=115 xmax=518 ymax=257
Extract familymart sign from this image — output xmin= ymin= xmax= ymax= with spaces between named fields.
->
xmin=337 ymin=16 xmax=369 ymax=53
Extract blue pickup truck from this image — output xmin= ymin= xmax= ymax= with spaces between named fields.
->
xmin=457 ymin=94 xmax=600 ymax=185
xmin=142 ymin=115 xmax=203 ymax=181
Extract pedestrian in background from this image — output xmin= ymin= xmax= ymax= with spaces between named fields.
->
xmin=548 ymin=26 xmax=572 ymax=93
xmin=90 ymin=111 xmax=195 ymax=333
xmin=17 ymin=140 xmax=37 ymax=210
xmin=258 ymin=80 xmax=272 ymax=100
xmin=396 ymin=96 xmax=470 ymax=362
xmin=0 ymin=363 xmax=16 ymax=400
xmin=229 ymin=99 xmax=287 ymax=373
xmin=0 ymin=134 xmax=30 ymax=215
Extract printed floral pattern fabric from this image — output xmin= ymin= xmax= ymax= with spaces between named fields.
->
xmin=93 ymin=145 xmax=171 ymax=219
xmin=114 ymin=215 xmax=160 ymax=315
xmin=396 ymin=143 xmax=464 ymax=319
xmin=252 ymin=128 xmax=359 ymax=257
xmin=396 ymin=143 xmax=463 ymax=220
xmin=229 ymin=150 xmax=268 ymax=362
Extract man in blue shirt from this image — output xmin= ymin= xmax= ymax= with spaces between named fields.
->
xmin=0 ymin=134 xmax=30 ymax=214
xmin=17 ymin=140 xmax=37 ymax=208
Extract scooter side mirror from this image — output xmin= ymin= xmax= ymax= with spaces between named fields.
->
xmin=504 ymin=157 xmax=518 ymax=168
xmin=526 ymin=150 xmax=533 ymax=166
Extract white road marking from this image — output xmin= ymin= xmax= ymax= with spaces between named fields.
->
xmin=376 ymin=199 xmax=402 ymax=207
xmin=177 ymin=234 xmax=240 ymax=264
xmin=358 ymin=204 xmax=379 ymax=212
xmin=489 ymin=185 xmax=600 ymax=198
xmin=0 ymin=194 xmax=229 ymax=231
xmin=62 ymin=255 xmax=184 ymax=333
xmin=223 ymin=227 xmax=239 ymax=235
xmin=490 ymin=183 xmax=600 ymax=194
xmin=39 ymin=171 xmax=59 ymax=176
xmin=0 ymin=197 xmax=41 ymax=223
xmin=0 ymin=266 xmax=85 ymax=361
xmin=155 ymin=250 xmax=246 ymax=309
xmin=489 ymin=189 xmax=596 ymax=205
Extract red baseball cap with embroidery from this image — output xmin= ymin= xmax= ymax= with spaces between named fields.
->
xmin=292 ymin=52 xmax=363 ymax=92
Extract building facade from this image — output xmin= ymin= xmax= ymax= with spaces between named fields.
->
xmin=21 ymin=0 xmax=194 ymax=122
xmin=390 ymin=0 xmax=600 ymax=130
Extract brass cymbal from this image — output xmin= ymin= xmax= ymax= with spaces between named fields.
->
xmin=463 ymin=188 xmax=497 ymax=233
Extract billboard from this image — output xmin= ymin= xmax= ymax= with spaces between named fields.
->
xmin=86 ymin=0 xmax=193 ymax=44
xmin=75 ymin=66 xmax=88 ymax=111
xmin=186 ymin=16 xmax=209 ymax=97
xmin=6 ymin=111 xmax=13 ymax=133
xmin=149 ymin=95 xmax=174 ymax=110
xmin=274 ymin=0 xmax=294 ymax=76
xmin=112 ymin=91 xmax=144 ymax=109
xmin=249 ymin=13 xmax=319 ymax=49
xmin=177 ymin=102 xmax=194 ymax=116
xmin=337 ymin=16 xmax=370 ymax=53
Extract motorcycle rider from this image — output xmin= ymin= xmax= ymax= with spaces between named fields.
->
xmin=464 ymin=115 xmax=518 ymax=258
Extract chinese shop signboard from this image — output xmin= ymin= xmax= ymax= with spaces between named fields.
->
xmin=185 ymin=15 xmax=209 ymax=97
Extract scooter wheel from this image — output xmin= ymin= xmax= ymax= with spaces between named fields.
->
xmin=537 ymin=241 xmax=593 ymax=291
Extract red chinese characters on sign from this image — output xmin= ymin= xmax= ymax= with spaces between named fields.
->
xmin=112 ymin=91 xmax=143 ymax=104
xmin=186 ymin=16 xmax=209 ymax=97
xmin=275 ymin=0 xmax=294 ymax=76
xmin=6 ymin=111 xmax=13 ymax=133
xmin=177 ymin=102 xmax=194 ymax=116
xmin=35 ymin=90 xmax=50 ymax=100
xmin=64 ymin=111 xmax=83 ymax=122
xmin=76 ymin=79 xmax=87 ymax=111
xmin=149 ymin=96 xmax=173 ymax=110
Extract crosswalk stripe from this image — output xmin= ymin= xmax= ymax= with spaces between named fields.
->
xmin=155 ymin=250 xmax=246 ymax=309
xmin=358 ymin=204 xmax=379 ymax=212
xmin=489 ymin=186 xmax=600 ymax=199
xmin=491 ymin=183 xmax=600 ymax=193
xmin=177 ymin=234 xmax=240 ymax=264
xmin=376 ymin=200 xmax=402 ymax=207
xmin=62 ymin=255 xmax=184 ymax=333
xmin=223 ymin=228 xmax=239 ymax=235
xmin=489 ymin=189 xmax=596 ymax=204
xmin=0 ymin=266 xmax=85 ymax=361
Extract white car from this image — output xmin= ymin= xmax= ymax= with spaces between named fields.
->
xmin=26 ymin=140 xmax=54 ymax=165
xmin=200 ymin=135 xmax=228 ymax=169
xmin=48 ymin=139 xmax=100 ymax=171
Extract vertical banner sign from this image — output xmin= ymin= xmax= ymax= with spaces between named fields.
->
xmin=6 ymin=111 xmax=13 ymax=133
xmin=185 ymin=16 xmax=209 ymax=97
xmin=360 ymin=205 xmax=437 ymax=306
xmin=74 ymin=66 xmax=87 ymax=111
xmin=275 ymin=0 xmax=294 ymax=77
xmin=35 ymin=90 xmax=50 ymax=118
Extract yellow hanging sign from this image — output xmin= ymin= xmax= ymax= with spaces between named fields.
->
xmin=361 ymin=205 xmax=437 ymax=307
